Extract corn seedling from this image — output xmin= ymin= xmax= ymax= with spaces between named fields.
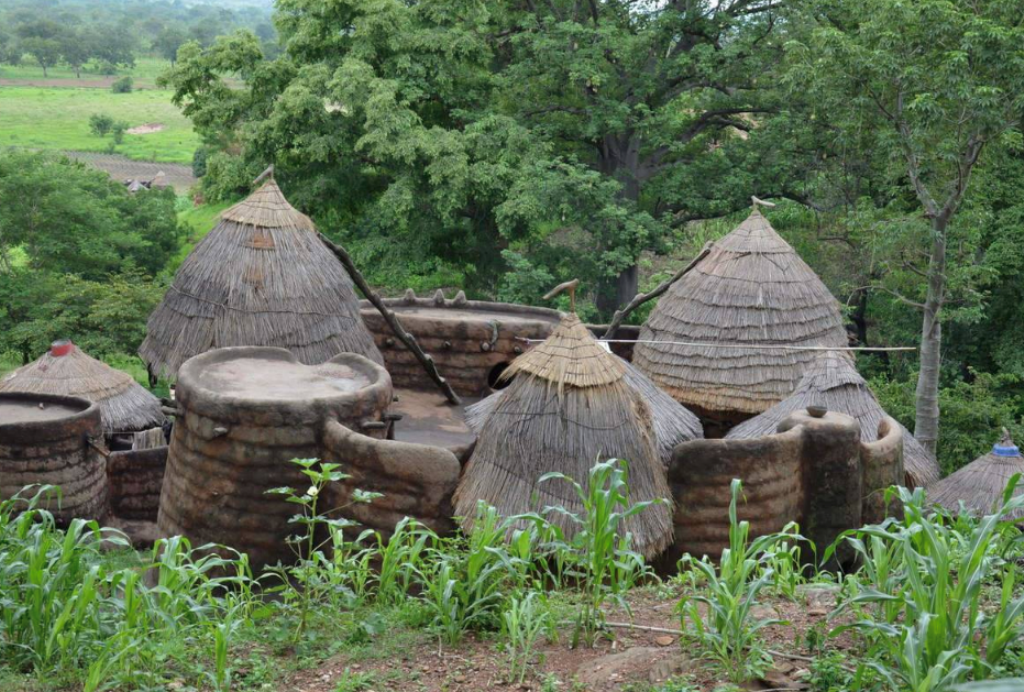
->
xmin=502 ymin=591 xmax=553 ymax=684
xmin=676 ymin=478 xmax=804 ymax=683
xmin=828 ymin=476 xmax=1024 ymax=691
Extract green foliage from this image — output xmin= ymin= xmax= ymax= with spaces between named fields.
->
xmin=111 ymin=76 xmax=133 ymax=93
xmin=537 ymin=459 xmax=661 ymax=645
xmin=502 ymin=591 xmax=554 ymax=684
xmin=110 ymin=120 xmax=129 ymax=145
xmin=827 ymin=480 xmax=1024 ymax=691
xmin=88 ymin=113 xmax=114 ymax=136
xmin=677 ymin=479 xmax=804 ymax=683
xmin=871 ymin=371 xmax=1024 ymax=475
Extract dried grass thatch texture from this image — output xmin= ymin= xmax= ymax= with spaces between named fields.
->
xmin=0 ymin=344 xmax=165 ymax=434
xmin=929 ymin=431 xmax=1024 ymax=520
xmin=726 ymin=351 xmax=940 ymax=488
xmin=455 ymin=313 xmax=674 ymax=558
xmin=466 ymin=359 xmax=703 ymax=465
xmin=139 ymin=180 xmax=382 ymax=378
xmin=633 ymin=209 xmax=848 ymax=416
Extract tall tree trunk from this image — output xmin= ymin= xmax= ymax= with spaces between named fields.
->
xmin=913 ymin=219 xmax=947 ymax=456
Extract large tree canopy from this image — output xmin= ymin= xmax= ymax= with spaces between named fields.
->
xmin=162 ymin=0 xmax=791 ymax=311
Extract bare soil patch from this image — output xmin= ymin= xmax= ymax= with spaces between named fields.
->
xmin=284 ymin=586 xmax=856 ymax=691
xmin=126 ymin=122 xmax=165 ymax=135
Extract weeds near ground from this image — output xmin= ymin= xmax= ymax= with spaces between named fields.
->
xmin=676 ymin=478 xmax=805 ymax=683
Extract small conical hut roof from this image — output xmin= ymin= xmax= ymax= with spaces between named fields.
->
xmin=139 ymin=179 xmax=382 ymax=379
xmin=0 ymin=341 xmax=165 ymax=434
xmin=633 ymin=208 xmax=848 ymax=417
xmin=929 ymin=431 xmax=1024 ymax=520
xmin=454 ymin=312 xmax=674 ymax=558
xmin=726 ymin=350 xmax=939 ymax=487
xmin=465 ymin=359 xmax=703 ymax=466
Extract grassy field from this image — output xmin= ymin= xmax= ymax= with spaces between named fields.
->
xmin=0 ymin=85 xmax=199 ymax=163
xmin=0 ymin=57 xmax=173 ymax=84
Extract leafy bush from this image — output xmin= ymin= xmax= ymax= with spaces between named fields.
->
xmin=88 ymin=113 xmax=114 ymax=136
xmin=111 ymin=75 xmax=133 ymax=93
xmin=111 ymin=120 xmax=129 ymax=144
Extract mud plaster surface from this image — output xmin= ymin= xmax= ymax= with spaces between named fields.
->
xmin=199 ymin=358 xmax=371 ymax=400
xmin=388 ymin=306 xmax=560 ymax=325
xmin=391 ymin=388 xmax=480 ymax=448
xmin=0 ymin=401 xmax=82 ymax=424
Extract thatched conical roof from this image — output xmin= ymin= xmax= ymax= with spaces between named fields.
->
xmin=929 ymin=430 xmax=1024 ymax=520
xmin=466 ymin=359 xmax=703 ymax=466
xmin=633 ymin=208 xmax=848 ymax=417
xmin=139 ymin=179 xmax=382 ymax=379
xmin=726 ymin=351 xmax=939 ymax=488
xmin=455 ymin=312 xmax=674 ymax=558
xmin=0 ymin=341 xmax=165 ymax=434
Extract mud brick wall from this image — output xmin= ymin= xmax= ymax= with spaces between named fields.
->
xmin=360 ymin=292 xmax=641 ymax=396
xmin=0 ymin=393 xmax=108 ymax=524
xmin=107 ymin=447 xmax=167 ymax=521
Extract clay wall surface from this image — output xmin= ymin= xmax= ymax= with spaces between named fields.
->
xmin=157 ymin=348 xmax=393 ymax=568
xmin=107 ymin=447 xmax=167 ymax=521
xmin=360 ymin=292 xmax=640 ymax=396
xmin=0 ymin=393 xmax=109 ymax=523
xmin=667 ymin=409 xmax=903 ymax=566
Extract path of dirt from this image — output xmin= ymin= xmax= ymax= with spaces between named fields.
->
xmin=65 ymin=151 xmax=196 ymax=193
xmin=0 ymin=78 xmax=161 ymax=89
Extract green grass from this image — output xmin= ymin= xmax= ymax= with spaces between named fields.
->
xmin=172 ymin=200 xmax=236 ymax=269
xmin=0 ymin=57 xmax=173 ymax=84
xmin=0 ymin=86 xmax=199 ymax=163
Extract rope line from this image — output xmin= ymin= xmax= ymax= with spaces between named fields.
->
xmin=512 ymin=336 xmax=915 ymax=352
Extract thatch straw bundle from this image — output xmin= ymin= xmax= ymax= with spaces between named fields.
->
xmin=465 ymin=359 xmax=703 ymax=466
xmin=455 ymin=313 xmax=674 ymax=558
xmin=929 ymin=430 xmax=1024 ymax=520
xmin=139 ymin=179 xmax=382 ymax=378
xmin=726 ymin=350 xmax=939 ymax=488
xmin=0 ymin=341 xmax=165 ymax=434
xmin=633 ymin=209 xmax=848 ymax=417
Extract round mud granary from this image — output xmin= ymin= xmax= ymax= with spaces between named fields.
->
xmin=0 ymin=392 xmax=108 ymax=523
xmin=158 ymin=347 xmax=393 ymax=568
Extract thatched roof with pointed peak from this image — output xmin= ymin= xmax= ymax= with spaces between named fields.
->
xmin=726 ymin=350 xmax=939 ymax=488
xmin=455 ymin=310 xmax=674 ymax=558
xmin=466 ymin=354 xmax=703 ymax=466
xmin=929 ymin=430 xmax=1024 ymax=520
xmin=139 ymin=178 xmax=382 ymax=378
xmin=633 ymin=208 xmax=848 ymax=416
xmin=0 ymin=341 xmax=165 ymax=433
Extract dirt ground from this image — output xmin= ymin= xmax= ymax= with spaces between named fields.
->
xmin=284 ymin=585 xmax=852 ymax=692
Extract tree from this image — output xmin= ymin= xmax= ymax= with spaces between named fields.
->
xmin=154 ymin=26 xmax=188 ymax=65
xmin=786 ymin=0 xmax=1024 ymax=454
xmin=61 ymin=28 xmax=94 ymax=78
xmin=17 ymin=20 xmax=65 ymax=76
xmin=162 ymin=1 xmax=788 ymax=312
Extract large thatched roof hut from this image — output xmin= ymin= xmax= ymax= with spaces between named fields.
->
xmin=726 ymin=350 xmax=940 ymax=488
xmin=633 ymin=208 xmax=848 ymax=431
xmin=454 ymin=311 xmax=674 ymax=558
xmin=0 ymin=341 xmax=165 ymax=435
xmin=140 ymin=178 xmax=382 ymax=378
xmin=929 ymin=430 xmax=1024 ymax=520
xmin=465 ymin=359 xmax=703 ymax=465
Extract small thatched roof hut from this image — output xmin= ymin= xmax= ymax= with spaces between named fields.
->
xmin=633 ymin=208 xmax=848 ymax=426
xmin=0 ymin=341 xmax=165 ymax=435
xmin=726 ymin=350 xmax=939 ymax=488
xmin=929 ymin=430 xmax=1024 ymax=520
xmin=465 ymin=359 xmax=703 ymax=465
xmin=454 ymin=311 xmax=674 ymax=558
xmin=140 ymin=178 xmax=382 ymax=379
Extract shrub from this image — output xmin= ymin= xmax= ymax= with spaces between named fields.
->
xmin=88 ymin=113 xmax=114 ymax=136
xmin=111 ymin=121 xmax=129 ymax=144
xmin=111 ymin=76 xmax=133 ymax=93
